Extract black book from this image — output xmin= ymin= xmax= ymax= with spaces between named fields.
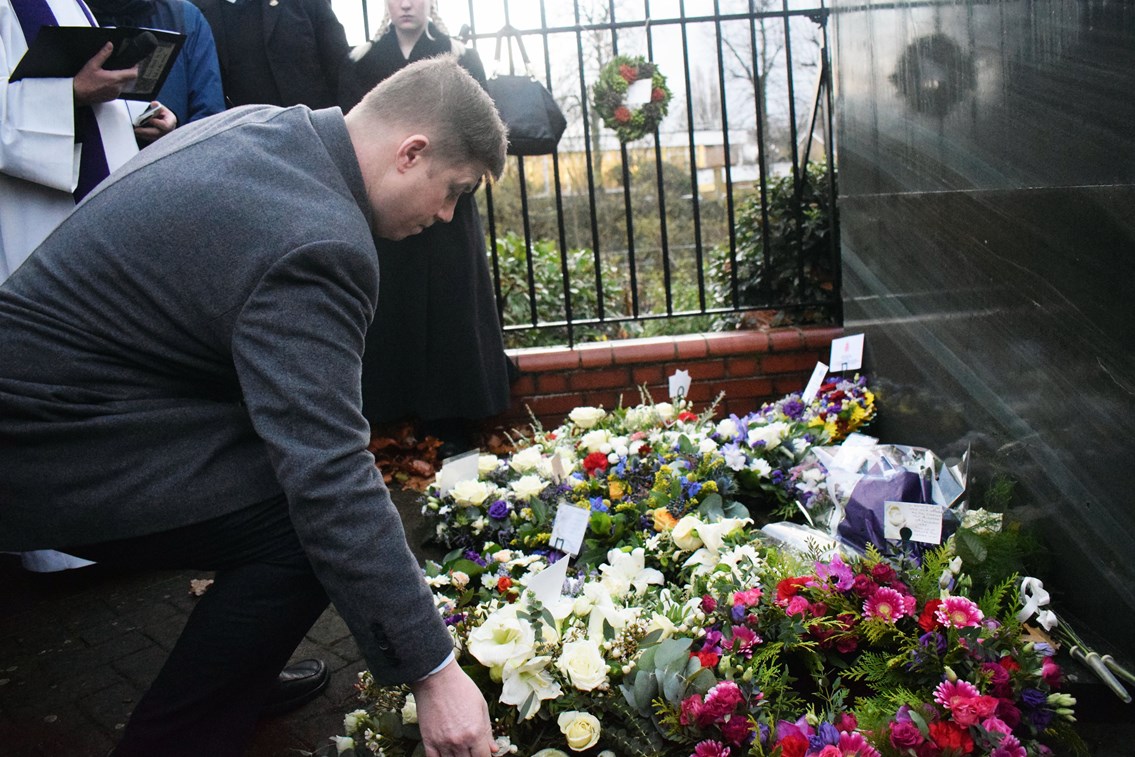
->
xmin=10 ymin=26 xmax=185 ymax=101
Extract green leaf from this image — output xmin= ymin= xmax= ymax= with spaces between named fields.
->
xmin=448 ymin=559 xmax=486 ymax=578
xmin=653 ymin=638 xmax=692 ymax=671
xmin=697 ymin=492 xmax=724 ymax=520
xmin=589 ymin=511 xmax=613 ymax=535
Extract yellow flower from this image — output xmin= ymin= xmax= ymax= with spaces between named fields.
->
xmin=608 ymin=479 xmax=626 ymax=500
xmin=651 ymin=508 xmax=678 ymax=532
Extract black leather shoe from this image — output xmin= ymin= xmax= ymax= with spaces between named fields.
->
xmin=261 ymin=658 xmax=329 ymax=716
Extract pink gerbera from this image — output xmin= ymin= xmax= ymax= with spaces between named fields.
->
xmin=692 ymin=739 xmax=731 ymax=757
xmin=933 ymin=678 xmax=981 ymax=709
xmin=863 ymin=586 xmax=908 ymax=622
xmin=990 ymin=733 xmax=1028 ymax=757
xmin=839 ymin=731 xmax=882 ymax=757
xmin=935 ymin=596 xmax=984 ymax=628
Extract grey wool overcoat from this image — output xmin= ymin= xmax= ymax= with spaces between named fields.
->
xmin=0 ymin=105 xmax=453 ymax=684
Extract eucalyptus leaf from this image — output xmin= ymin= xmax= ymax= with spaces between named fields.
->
xmin=653 ymin=638 xmax=692 ymax=671
xmin=697 ymin=493 xmax=724 ymax=519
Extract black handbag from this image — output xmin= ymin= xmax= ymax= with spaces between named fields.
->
xmin=482 ymin=26 xmax=566 ymax=156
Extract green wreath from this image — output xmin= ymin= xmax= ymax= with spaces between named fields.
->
xmin=592 ymin=55 xmax=671 ymax=143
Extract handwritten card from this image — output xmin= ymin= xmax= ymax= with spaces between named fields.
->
xmin=549 ymin=504 xmax=590 ymax=556
xmin=882 ymin=501 xmax=944 ymax=545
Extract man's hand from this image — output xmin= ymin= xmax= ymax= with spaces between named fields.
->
xmin=73 ymin=42 xmax=138 ymax=105
xmin=134 ymin=102 xmax=177 ymax=144
xmin=409 ymin=659 xmax=496 ymax=757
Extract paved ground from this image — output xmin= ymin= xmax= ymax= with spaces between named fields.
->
xmin=3 ymin=487 xmax=1133 ymax=756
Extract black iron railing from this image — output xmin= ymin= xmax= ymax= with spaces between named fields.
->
xmin=350 ymin=0 xmax=841 ymax=348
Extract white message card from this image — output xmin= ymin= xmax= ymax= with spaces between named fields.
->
xmin=883 ymin=501 xmax=944 ymax=545
xmin=549 ymin=504 xmax=591 ymax=556
xmin=669 ymin=368 xmax=691 ymax=400
xmin=829 ymin=333 xmax=865 ymax=372
xmin=435 ymin=449 xmax=479 ymax=496
xmin=802 ymin=361 xmax=828 ymax=402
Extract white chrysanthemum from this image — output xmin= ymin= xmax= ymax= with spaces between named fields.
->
xmin=748 ymin=458 xmax=773 ymax=478
xmin=698 ymin=437 xmax=719 ymax=454
xmin=569 ymin=406 xmax=607 ymax=429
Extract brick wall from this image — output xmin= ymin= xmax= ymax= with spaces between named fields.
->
xmin=491 ymin=326 xmax=844 ymax=432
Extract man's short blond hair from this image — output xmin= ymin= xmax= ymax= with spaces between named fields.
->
xmin=350 ymin=56 xmax=507 ymax=180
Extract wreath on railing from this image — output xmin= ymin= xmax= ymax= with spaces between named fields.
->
xmin=591 ymin=54 xmax=671 ymax=143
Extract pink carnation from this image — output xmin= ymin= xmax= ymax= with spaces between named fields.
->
xmin=733 ymin=587 xmax=763 ymax=607
xmin=700 ymin=680 xmax=744 ymax=724
xmin=935 ymin=596 xmax=984 ymax=628
xmin=863 ymin=586 xmax=909 ymax=622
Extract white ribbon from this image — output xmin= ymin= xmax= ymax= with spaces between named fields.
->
xmin=1018 ymin=576 xmax=1058 ymax=630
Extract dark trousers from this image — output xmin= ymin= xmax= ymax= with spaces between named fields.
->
xmin=67 ymin=495 xmax=330 ymax=757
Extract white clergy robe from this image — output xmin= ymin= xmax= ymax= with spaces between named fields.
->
xmin=1 ymin=0 xmax=138 ymax=280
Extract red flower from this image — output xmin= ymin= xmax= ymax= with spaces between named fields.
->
xmin=700 ymin=594 xmax=718 ymax=613
xmin=919 ymin=598 xmax=943 ymax=631
xmin=677 ymin=410 xmax=698 ymax=422
xmin=776 ymin=575 xmax=811 ymax=603
xmin=582 ymin=451 xmax=609 ymax=477
xmin=692 ymin=649 xmax=720 ymax=670
xmin=618 ymin=63 xmax=638 ymax=82
xmin=613 ymin=106 xmax=632 ymax=124
xmin=496 ymin=576 xmax=512 ymax=593
xmin=776 ymin=733 xmax=809 ymax=757
xmin=651 ymin=86 xmax=667 ymax=102
xmin=927 ymin=721 xmax=975 ymax=754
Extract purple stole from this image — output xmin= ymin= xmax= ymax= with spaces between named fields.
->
xmin=12 ymin=0 xmax=111 ymax=201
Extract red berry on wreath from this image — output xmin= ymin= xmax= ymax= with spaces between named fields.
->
xmin=614 ymin=106 xmax=632 ymax=124
xmin=651 ymin=87 xmax=666 ymax=102
xmin=619 ymin=64 xmax=637 ymax=83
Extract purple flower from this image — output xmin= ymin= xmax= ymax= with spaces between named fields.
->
xmin=443 ymin=612 xmax=466 ymax=626
xmin=1020 ymin=688 xmax=1047 ymax=708
xmin=782 ymin=398 xmax=805 ymax=420
xmin=487 ymin=499 xmax=510 ymax=520
xmin=809 ymin=721 xmax=840 ymax=751
xmin=589 ymin=496 xmax=609 ymax=512
xmin=463 ymin=550 xmax=488 ymax=567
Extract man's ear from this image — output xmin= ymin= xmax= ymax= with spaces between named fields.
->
xmin=395 ymin=134 xmax=431 ymax=172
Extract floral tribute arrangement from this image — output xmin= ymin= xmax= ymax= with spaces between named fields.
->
xmin=592 ymin=55 xmax=672 ymax=143
xmin=330 ymin=379 xmax=1088 ymax=757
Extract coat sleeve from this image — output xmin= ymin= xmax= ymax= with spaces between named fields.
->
xmin=0 ymin=4 xmax=79 ymax=191
xmin=230 ymin=239 xmax=454 ymax=684
xmin=180 ymin=3 xmax=226 ymax=121
xmin=305 ymin=0 xmax=348 ymax=101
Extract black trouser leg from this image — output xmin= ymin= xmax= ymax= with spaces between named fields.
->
xmin=67 ymin=495 xmax=329 ymax=757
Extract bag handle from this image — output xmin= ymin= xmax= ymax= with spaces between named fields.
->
xmin=490 ymin=24 xmax=537 ymax=79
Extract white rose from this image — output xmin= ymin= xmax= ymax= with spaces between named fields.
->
xmin=569 ymin=406 xmax=606 ymax=429
xmin=494 ymin=550 xmax=513 ymax=563
xmin=556 ymin=638 xmax=608 ymax=691
xmin=716 ymin=417 xmax=741 ymax=440
xmin=331 ymin=736 xmax=354 ymax=754
xmin=478 ymin=454 xmax=502 ymax=475
xmin=654 ymin=402 xmax=675 ymax=421
xmin=747 ymin=421 xmax=789 ymax=450
xmin=572 ymin=595 xmax=593 ymax=617
xmin=342 ymin=709 xmax=367 ymax=734
xmin=451 ymin=479 xmax=492 ymax=506
xmin=557 ymin=711 xmax=602 ymax=751
xmin=401 ymin=693 xmax=417 ymax=724
xmin=698 ymin=437 xmax=719 ymax=454
xmin=510 ymin=474 xmax=547 ymax=500
xmin=671 ymin=515 xmax=705 ymax=551
xmin=510 ymin=445 xmax=544 ymax=473
xmin=450 ymin=571 xmax=470 ymax=590
xmin=579 ymin=429 xmax=611 ymax=453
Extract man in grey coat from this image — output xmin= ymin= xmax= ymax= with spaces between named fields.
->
xmin=0 ymin=57 xmax=505 ymax=757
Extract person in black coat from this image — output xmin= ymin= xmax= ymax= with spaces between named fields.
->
xmin=192 ymin=0 xmax=348 ymax=108
xmin=340 ymin=0 xmax=512 ymax=454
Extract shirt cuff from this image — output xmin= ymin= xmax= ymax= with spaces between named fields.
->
xmin=417 ymin=651 xmax=455 ymax=681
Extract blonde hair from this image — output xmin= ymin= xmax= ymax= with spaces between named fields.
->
xmin=351 ymin=56 xmax=506 ymax=180
xmin=375 ymin=1 xmax=449 ymax=40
